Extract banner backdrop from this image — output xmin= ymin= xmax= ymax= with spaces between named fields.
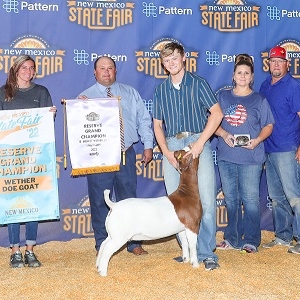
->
xmin=0 ymin=107 xmax=59 ymax=225
xmin=0 ymin=0 xmax=299 ymax=246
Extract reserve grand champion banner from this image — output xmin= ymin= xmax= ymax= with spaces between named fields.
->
xmin=64 ymin=98 xmax=121 ymax=175
xmin=0 ymin=107 xmax=59 ymax=225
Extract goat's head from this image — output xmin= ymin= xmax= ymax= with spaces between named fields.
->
xmin=174 ymin=149 xmax=197 ymax=174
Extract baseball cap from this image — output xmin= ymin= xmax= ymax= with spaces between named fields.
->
xmin=268 ymin=46 xmax=288 ymax=60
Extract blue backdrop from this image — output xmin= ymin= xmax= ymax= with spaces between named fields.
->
xmin=0 ymin=0 xmax=299 ymax=246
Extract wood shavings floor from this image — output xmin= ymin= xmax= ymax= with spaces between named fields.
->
xmin=0 ymin=231 xmax=299 ymax=300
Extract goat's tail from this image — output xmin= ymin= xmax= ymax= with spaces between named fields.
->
xmin=103 ymin=189 xmax=115 ymax=209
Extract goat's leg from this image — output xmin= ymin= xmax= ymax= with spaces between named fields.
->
xmin=96 ymin=237 xmax=109 ymax=268
xmin=97 ymin=237 xmax=127 ymax=276
xmin=178 ymin=231 xmax=190 ymax=263
xmin=186 ymin=229 xmax=199 ymax=268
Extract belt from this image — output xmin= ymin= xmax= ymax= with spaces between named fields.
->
xmin=175 ymin=132 xmax=196 ymax=139
xmin=122 ymin=144 xmax=133 ymax=152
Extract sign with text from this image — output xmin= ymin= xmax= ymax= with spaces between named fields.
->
xmin=64 ymin=98 xmax=121 ymax=175
xmin=0 ymin=107 xmax=59 ymax=224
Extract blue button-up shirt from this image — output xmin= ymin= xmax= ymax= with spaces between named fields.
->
xmin=79 ymin=81 xmax=153 ymax=149
xmin=260 ymin=72 xmax=300 ymax=152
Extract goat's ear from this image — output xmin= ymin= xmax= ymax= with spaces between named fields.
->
xmin=174 ymin=151 xmax=178 ymax=159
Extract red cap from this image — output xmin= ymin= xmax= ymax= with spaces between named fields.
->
xmin=268 ymin=46 xmax=287 ymax=60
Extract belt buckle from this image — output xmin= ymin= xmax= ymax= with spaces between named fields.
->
xmin=176 ymin=132 xmax=189 ymax=139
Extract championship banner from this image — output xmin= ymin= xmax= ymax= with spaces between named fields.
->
xmin=64 ymin=98 xmax=121 ymax=175
xmin=0 ymin=107 xmax=59 ymax=225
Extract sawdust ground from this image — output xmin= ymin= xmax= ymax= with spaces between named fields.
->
xmin=0 ymin=231 xmax=299 ymax=300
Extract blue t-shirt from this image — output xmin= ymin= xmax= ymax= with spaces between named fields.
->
xmin=216 ymin=89 xmax=274 ymax=165
xmin=260 ymin=72 xmax=300 ymax=153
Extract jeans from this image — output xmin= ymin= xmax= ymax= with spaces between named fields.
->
xmin=87 ymin=147 xmax=141 ymax=252
xmin=265 ymin=151 xmax=300 ymax=242
xmin=8 ymin=221 xmax=38 ymax=247
xmin=218 ymin=160 xmax=262 ymax=248
xmin=163 ymin=133 xmax=218 ymax=262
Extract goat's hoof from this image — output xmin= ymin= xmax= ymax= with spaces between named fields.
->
xmin=98 ymin=269 xmax=108 ymax=277
xmin=182 ymin=257 xmax=190 ymax=263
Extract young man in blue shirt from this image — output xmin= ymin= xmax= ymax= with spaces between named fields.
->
xmin=153 ymin=42 xmax=223 ymax=270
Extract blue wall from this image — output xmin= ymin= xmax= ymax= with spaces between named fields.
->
xmin=1 ymin=0 xmax=299 ymax=246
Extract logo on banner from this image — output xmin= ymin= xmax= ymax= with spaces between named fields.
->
xmin=72 ymin=50 xmax=127 ymax=66
xmin=62 ymin=195 xmax=93 ymax=237
xmin=0 ymin=35 xmax=65 ymax=78
xmin=261 ymin=40 xmax=300 ymax=78
xmin=199 ymin=0 xmax=260 ymax=32
xmin=141 ymin=2 xmax=193 ymax=17
xmin=136 ymin=38 xmax=198 ymax=79
xmin=266 ymin=5 xmax=300 ymax=21
xmin=5 ymin=198 xmax=39 ymax=221
xmin=67 ymin=0 xmax=134 ymax=30
xmin=136 ymin=145 xmax=164 ymax=182
xmin=2 ymin=1 xmax=59 ymax=13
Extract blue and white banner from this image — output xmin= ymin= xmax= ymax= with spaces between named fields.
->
xmin=0 ymin=107 xmax=59 ymax=224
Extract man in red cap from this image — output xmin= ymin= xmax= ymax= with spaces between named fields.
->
xmin=260 ymin=46 xmax=300 ymax=254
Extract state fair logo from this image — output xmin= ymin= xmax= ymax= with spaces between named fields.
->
xmin=67 ymin=0 xmax=134 ymax=30
xmin=62 ymin=195 xmax=93 ymax=237
xmin=136 ymin=38 xmax=199 ymax=79
xmin=261 ymin=40 xmax=300 ymax=79
xmin=136 ymin=145 xmax=164 ymax=182
xmin=199 ymin=0 xmax=261 ymax=32
xmin=0 ymin=35 xmax=65 ymax=78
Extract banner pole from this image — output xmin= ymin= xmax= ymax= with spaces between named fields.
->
xmin=61 ymin=99 xmax=67 ymax=169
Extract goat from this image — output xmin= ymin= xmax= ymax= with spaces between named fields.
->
xmin=96 ymin=149 xmax=202 ymax=276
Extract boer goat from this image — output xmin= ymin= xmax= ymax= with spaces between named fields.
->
xmin=96 ymin=149 xmax=202 ymax=276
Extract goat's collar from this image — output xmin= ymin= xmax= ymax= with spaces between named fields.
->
xmin=177 ymin=154 xmax=193 ymax=174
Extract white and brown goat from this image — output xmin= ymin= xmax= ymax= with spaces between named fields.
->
xmin=96 ymin=149 xmax=202 ymax=276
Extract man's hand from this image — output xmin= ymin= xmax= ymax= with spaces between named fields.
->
xmin=78 ymin=95 xmax=88 ymax=100
xmin=142 ymin=148 xmax=153 ymax=166
xmin=49 ymin=106 xmax=57 ymax=118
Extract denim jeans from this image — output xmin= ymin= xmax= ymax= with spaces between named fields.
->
xmin=265 ymin=151 xmax=300 ymax=242
xmin=87 ymin=147 xmax=141 ymax=252
xmin=163 ymin=133 xmax=218 ymax=262
xmin=8 ymin=221 xmax=38 ymax=247
xmin=218 ymin=160 xmax=262 ymax=248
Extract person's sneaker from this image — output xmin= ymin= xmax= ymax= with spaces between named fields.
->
xmin=24 ymin=250 xmax=41 ymax=267
xmin=216 ymin=240 xmax=238 ymax=250
xmin=288 ymin=243 xmax=300 ymax=254
xmin=203 ymin=258 xmax=220 ymax=271
xmin=10 ymin=251 xmax=25 ymax=268
xmin=262 ymin=239 xmax=292 ymax=248
xmin=173 ymin=256 xmax=184 ymax=263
